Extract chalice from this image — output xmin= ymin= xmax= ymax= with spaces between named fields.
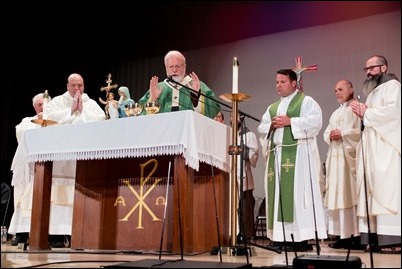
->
xmin=145 ymin=101 xmax=161 ymax=115
xmin=125 ymin=104 xmax=135 ymax=117
xmin=132 ymin=103 xmax=143 ymax=116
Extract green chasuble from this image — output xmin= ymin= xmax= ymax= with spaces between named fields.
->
xmin=138 ymin=79 xmax=220 ymax=119
xmin=196 ymin=83 xmax=221 ymax=119
xmin=267 ymin=91 xmax=305 ymax=229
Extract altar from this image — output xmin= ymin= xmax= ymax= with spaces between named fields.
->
xmin=22 ymin=111 xmax=231 ymax=253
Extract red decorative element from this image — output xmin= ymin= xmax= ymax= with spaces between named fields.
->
xmin=291 ymin=56 xmax=317 ymax=91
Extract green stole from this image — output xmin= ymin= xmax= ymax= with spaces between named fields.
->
xmin=266 ymin=91 xmax=305 ymax=229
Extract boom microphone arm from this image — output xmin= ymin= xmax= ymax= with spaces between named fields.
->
xmin=166 ymin=76 xmax=259 ymax=122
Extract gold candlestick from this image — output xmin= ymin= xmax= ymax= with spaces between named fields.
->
xmin=219 ymin=92 xmax=250 ymax=247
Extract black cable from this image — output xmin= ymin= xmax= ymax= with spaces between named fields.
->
xmin=11 ymin=259 xmax=131 ymax=269
xmin=150 ymin=258 xmax=183 ymax=268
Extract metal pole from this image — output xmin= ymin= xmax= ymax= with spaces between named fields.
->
xmin=230 ymin=98 xmax=239 ymax=246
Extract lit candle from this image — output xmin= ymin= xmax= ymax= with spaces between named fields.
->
xmin=42 ymin=90 xmax=49 ymax=120
xmin=232 ymin=57 xmax=239 ymax=94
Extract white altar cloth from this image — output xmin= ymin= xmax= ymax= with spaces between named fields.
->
xmin=21 ymin=110 xmax=231 ymax=175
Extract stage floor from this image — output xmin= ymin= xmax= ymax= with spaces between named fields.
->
xmin=1 ymin=239 xmax=400 ymax=268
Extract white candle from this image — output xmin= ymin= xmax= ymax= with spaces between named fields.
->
xmin=232 ymin=57 xmax=239 ymax=94
xmin=42 ymin=90 xmax=49 ymax=120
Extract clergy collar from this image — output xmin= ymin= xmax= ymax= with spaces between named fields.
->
xmin=341 ymin=98 xmax=355 ymax=106
xmin=165 ymin=75 xmax=192 ymax=90
xmin=281 ymin=89 xmax=298 ymax=100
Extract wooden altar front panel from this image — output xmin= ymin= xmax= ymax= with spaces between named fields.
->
xmin=71 ymin=155 xmax=229 ymax=253
xmin=29 ymin=162 xmax=53 ymax=250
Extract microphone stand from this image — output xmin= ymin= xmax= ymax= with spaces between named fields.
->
xmin=168 ymin=76 xmax=236 ymax=241
xmin=169 ymin=77 xmax=264 ymax=255
xmin=158 ymin=162 xmax=172 ymax=260
xmin=237 ymin=116 xmax=284 ymax=258
xmin=233 ymin=115 xmax=250 ymax=261
xmin=277 ymin=147 xmax=290 ymax=265
xmin=357 ymin=96 xmax=374 ymax=268
xmin=220 ymin=94 xmax=259 ymax=254
xmin=209 ymin=155 xmax=223 ymax=262
xmin=259 ymin=138 xmax=293 ymax=265
xmin=304 ymin=130 xmax=321 ymax=256
xmin=166 ymin=77 xmax=260 ymax=122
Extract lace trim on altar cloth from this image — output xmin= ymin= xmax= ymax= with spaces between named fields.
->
xmin=198 ymin=153 xmax=230 ymax=173
xmin=27 ymin=145 xmax=186 ymax=163
xmin=24 ymin=145 xmax=230 ymax=182
xmin=25 ymin=144 xmax=233 ymax=172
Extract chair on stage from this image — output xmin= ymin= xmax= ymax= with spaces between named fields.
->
xmin=254 ymin=197 xmax=267 ymax=240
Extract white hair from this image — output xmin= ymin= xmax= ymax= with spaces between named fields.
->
xmin=164 ymin=50 xmax=186 ymax=65
xmin=32 ymin=92 xmax=52 ymax=107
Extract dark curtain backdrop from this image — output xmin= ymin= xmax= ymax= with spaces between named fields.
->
xmin=109 ymin=56 xmax=167 ymax=102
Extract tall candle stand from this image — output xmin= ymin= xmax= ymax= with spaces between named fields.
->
xmin=220 ymin=92 xmax=251 ymax=248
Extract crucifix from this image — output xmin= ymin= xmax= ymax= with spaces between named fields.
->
xmin=291 ymin=56 xmax=317 ymax=91
xmin=99 ymin=73 xmax=119 ymax=119
xmin=100 ymin=73 xmax=118 ymax=93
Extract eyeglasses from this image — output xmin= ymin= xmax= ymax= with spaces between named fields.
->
xmin=363 ymin=65 xmax=382 ymax=72
xmin=166 ymin=64 xmax=185 ymax=70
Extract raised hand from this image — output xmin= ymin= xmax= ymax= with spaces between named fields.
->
xmin=149 ymin=76 xmax=162 ymax=101
xmin=350 ymin=100 xmax=366 ymax=119
xmin=189 ymin=72 xmax=200 ymax=93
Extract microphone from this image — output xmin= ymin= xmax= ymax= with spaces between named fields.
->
xmin=266 ymin=128 xmax=274 ymax=140
xmin=357 ymin=95 xmax=364 ymax=131
xmin=166 ymin=74 xmax=260 ymax=122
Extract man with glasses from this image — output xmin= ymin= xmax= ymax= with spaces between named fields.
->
xmin=350 ymin=55 xmax=401 ymax=254
xmin=139 ymin=50 xmax=220 ymax=118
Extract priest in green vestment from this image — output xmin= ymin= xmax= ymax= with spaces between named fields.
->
xmin=258 ymin=69 xmax=327 ymax=252
xmin=138 ymin=50 xmax=220 ymax=119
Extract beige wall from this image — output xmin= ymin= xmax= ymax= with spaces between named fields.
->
xmin=115 ymin=10 xmax=401 ymax=199
xmin=189 ymin=11 xmax=401 ymax=199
